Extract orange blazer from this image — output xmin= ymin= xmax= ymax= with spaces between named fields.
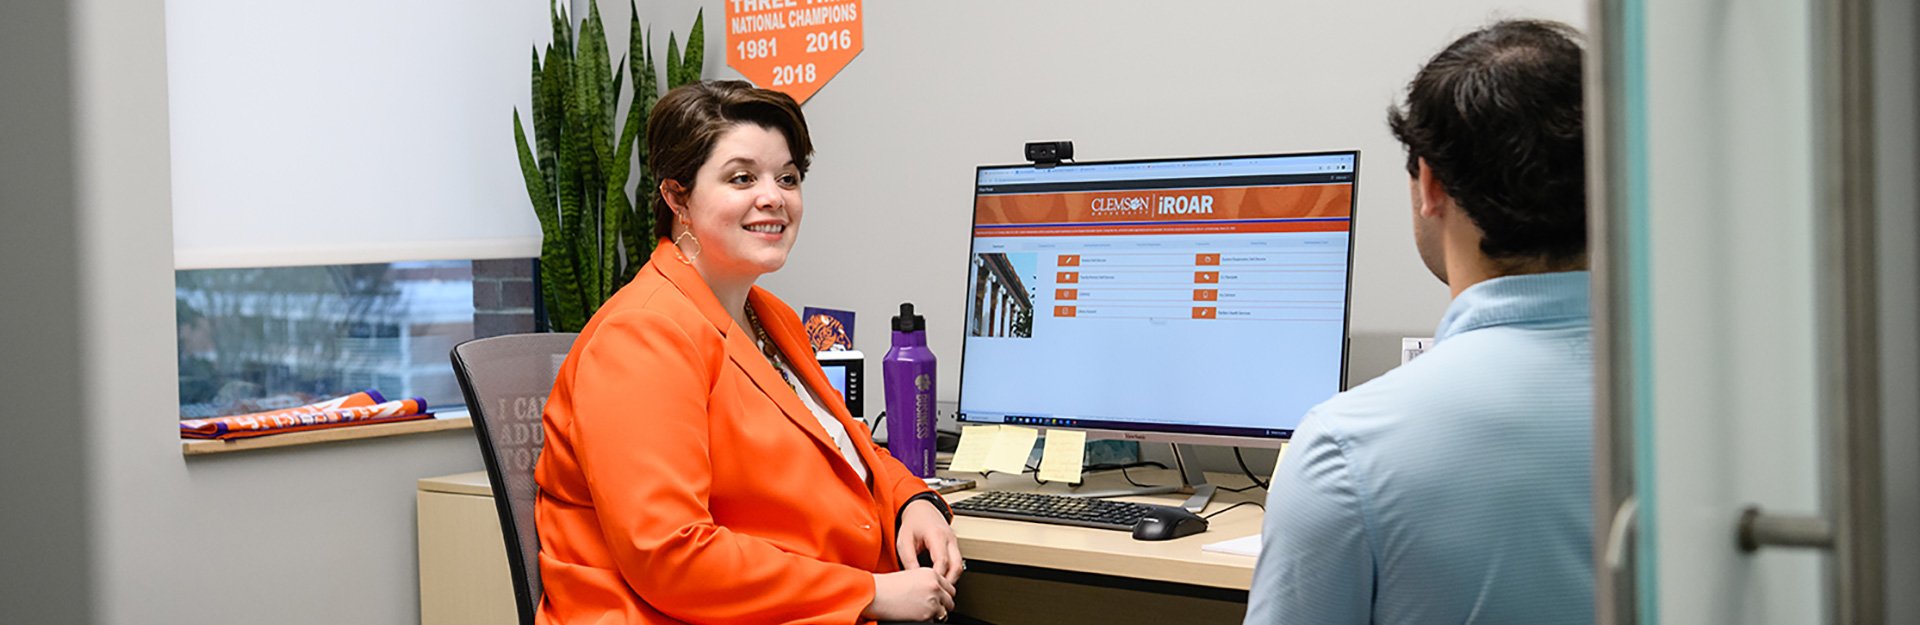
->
xmin=535 ymin=242 xmax=938 ymax=625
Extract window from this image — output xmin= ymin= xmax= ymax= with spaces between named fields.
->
xmin=175 ymin=259 xmax=537 ymax=419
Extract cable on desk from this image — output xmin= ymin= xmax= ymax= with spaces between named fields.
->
xmin=1232 ymin=447 xmax=1270 ymax=491
xmin=1030 ymin=459 xmax=1172 ymax=486
xmin=1202 ymin=500 xmax=1265 ymax=520
xmin=941 ymin=460 xmax=1175 ymax=485
xmin=1119 ymin=465 xmax=1160 ymax=488
xmin=1028 ymin=464 xmax=1049 ymax=486
xmin=1087 ymin=461 xmax=1169 ymax=472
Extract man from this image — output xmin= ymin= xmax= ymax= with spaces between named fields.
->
xmin=1245 ymin=19 xmax=1593 ymax=624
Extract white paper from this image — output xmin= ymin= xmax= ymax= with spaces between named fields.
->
xmin=984 ymin=425 xmax=1039 ymax=474
xmin=1201 ymin=533 xmax=1264 ymax=557
xmin=948 ymin=425 xmax=1000 ymax=473
xmin=1038 ymin=430 xmax=1088 ymax=483
xmin=1401 ymin=337 xmax=1436 ymax=364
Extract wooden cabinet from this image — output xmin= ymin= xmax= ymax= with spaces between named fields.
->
xmin=417 ymin=472 xmax=517 ymax=625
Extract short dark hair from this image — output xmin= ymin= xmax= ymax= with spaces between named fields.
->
xmin=646 ymin=80 xmax=814 ymax=239
xmin=1387 ymin=19 xmax=1587 ymax=263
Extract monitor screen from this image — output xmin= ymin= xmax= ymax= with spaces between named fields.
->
xmin=815 ymin=351 xmax=864 ymax=420
xmin=821 ymin=365 xmax=848 ymax=398
xmin=955 ymin=151 xmax=1358 ymax=442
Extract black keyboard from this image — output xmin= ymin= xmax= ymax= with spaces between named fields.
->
xmin=950 ymin=491 xmax=1160 ymax=531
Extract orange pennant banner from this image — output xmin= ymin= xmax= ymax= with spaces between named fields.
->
xmin=726 ymin=0 xmax=862 ymax=104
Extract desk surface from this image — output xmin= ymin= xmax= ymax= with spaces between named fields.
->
xmin=418 ymin=466 xmax=1267 ymax=592
xmin=938 ymin=468 xmax=1264 ymax=591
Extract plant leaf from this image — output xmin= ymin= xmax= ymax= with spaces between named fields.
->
xmin=540 ymin=42 xmax=567 ymax=204
xmin=666 ymin=31 xmax=682 ymax=92
xmin=552 ymin=1 xmax=572 ymax=58
xmin=611 ymin=57 xmax=645 ymax=193
xmin=677 ymin=9 xmax=704 ymax=88
xmin=602 ymin=189 xmax=629 ymax=298
xmin=609 ymin=54 xmax=626 ymax=135
xmin=547 ymin=130 xmax=586 ymax=332
xmin=558 ymin=79 xmax=592 ymax=319
xmin=528 ymin=48 xmax=545 ymax=149
xmin=514 ymin=112 xmax=555 ymax=239
xmin=636 ymin=24 xmax=659 ymax=165
xmin=584 ymin=2 xmax=616 ymax=139
xmin=521 ymin=111 xmax=573 ymax=322
xmin=576 ymin=4 xmax=612 ymax=181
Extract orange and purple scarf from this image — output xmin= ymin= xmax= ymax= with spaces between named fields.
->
xmin=180 ymin=390 xmax=431 ymax=440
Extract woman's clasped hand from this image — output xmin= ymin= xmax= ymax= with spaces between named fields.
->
xmin=866 ymin=498 xmax=965 ymax=621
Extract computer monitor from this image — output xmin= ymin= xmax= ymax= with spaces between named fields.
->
xmin=954 ymin=151 xmax=1358 ymax=505
xmin=815 ymin=350 xmax=864 ymax=420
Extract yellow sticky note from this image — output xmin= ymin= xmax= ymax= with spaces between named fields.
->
xmin=1272 ymin=441 xmax=1291 ymax=475
xmin=984 ymin=425 xmax=1040 ymax=474
xmin=948 ymin=425 xmax=1000 ymax=473
xmin=1038 ymin=430 xmax=1088 ymax=483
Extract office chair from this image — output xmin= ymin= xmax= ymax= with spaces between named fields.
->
xmin=450 ymin=332 xmax=578 ymax=625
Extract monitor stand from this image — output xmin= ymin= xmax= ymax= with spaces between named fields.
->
xmin=1064 ymin=443 xmax=1217 ymax=513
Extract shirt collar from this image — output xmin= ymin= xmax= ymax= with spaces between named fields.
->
xmin=1434 ymin=271 xmax=1591 ymax=342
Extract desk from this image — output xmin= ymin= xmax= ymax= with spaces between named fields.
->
xmin=417 ymin=467 xmax=1266 ymax=625
xmin=942 ymin=468 xmax=1263 ymax=624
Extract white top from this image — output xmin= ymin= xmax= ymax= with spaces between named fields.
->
xmin=777 ymin=358 xmax=870 ymax=485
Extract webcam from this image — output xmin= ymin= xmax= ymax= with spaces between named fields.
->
xmin=1025 ymin=141 xmax=1074 ymax=169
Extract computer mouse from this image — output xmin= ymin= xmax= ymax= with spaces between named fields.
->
xmin=1131 ymin=505 xmax=1209 ymax=541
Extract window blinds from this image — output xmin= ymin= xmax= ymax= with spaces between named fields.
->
xmin=166 ymin=0 xmax=552 ymax=269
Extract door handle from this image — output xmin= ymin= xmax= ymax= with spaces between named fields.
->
xmin=1732 ymin=3 xmax=1886 ymax=625
xmin=1736 ymin=506 xmax=1832 ymax=552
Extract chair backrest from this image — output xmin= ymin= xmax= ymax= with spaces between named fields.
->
xmin=450 ymin=332 xmax=578 ymax=625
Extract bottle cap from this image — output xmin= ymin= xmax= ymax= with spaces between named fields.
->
xmin=892 ymin=302 xmax=926 ymax=332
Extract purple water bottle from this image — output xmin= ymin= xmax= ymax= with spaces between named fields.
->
xmin=883 ymin=302 xmax=937 ymax=477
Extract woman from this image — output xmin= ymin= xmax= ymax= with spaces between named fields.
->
xmin=535 ymin=80 xmax=964 ymax=624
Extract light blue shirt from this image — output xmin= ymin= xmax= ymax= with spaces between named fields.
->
xmin=1245 ymin=271 xmax=1594 ymax=625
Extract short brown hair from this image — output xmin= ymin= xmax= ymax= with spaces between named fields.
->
xmin=646 ymin=80 xmax=814 ymax=239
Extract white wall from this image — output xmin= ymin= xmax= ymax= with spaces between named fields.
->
xmin=604 ymin=0 xmax=1583 ymax=475
xmin=608 ymin=0 xmax=1585 ymax=413
xmin=5 ymin=2 xmax=489 ymax=624
xmin=0 ymin=1 xmax=92 ymax=622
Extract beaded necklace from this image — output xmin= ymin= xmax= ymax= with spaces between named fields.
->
xmin=743 ymin=305 xmax=795 ymax=389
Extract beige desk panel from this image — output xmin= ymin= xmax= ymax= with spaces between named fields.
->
xmin=420 ymin=470 xmax=493 ymax=497
xmin=417 ymin=486 xmax=517 ymax=625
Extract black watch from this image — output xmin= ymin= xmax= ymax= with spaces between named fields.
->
xmin=897 ymin=491 xmax=953 ymax=530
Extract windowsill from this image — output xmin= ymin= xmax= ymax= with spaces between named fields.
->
xmin=180 ymin=409 xmax=473 ymax=456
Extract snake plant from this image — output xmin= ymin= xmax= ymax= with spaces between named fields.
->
xmin=514 ymin=1 xmax=705 ymax=332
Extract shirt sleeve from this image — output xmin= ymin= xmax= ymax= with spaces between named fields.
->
xmin=571 ymin=308 xmax=874 ymax=624
xmin=1244 ymin=412 xmax=1375 ymax=625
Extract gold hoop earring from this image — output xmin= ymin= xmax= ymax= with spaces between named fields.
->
xmin=674 ymin=230 xmax=701 ymax=264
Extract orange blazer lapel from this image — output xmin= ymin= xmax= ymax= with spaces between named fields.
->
xmin=724 ymin=327 xmax=849 ymax=463
xmin=647 ymin=245 xmax=856 ymax=485
xmin=749 ymin=288 xmax=892 ymax=491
